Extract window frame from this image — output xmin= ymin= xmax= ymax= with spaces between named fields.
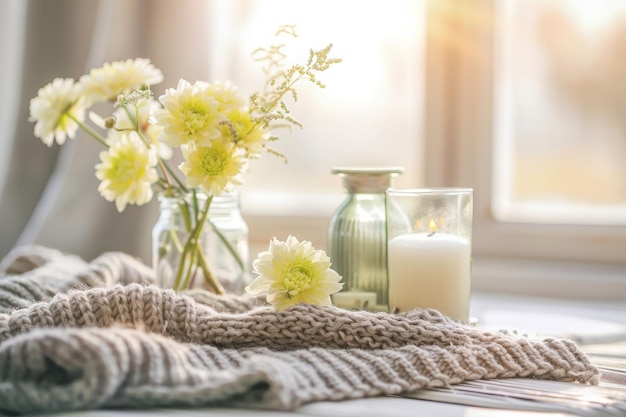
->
xmin=424 ymin=0 xmax=626 ymax=300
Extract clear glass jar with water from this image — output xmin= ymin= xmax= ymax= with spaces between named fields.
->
xmin=206 ymin=190 xmax=250 ymax=294
xmin=152 ymin=190 xmax=250 ymax=294
xmin=328 ymin=166 xmax=404 ymax=311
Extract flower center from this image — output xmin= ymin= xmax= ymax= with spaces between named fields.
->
xmin=200 ymin=149 xmax=225 ymax=176
xmin=183 ymin=106 xmax=206 ymax=134
xmin=284 ymin=264 xmax=314 ymax=296
xmin=111 ymin=151 xmax=144 ymax=186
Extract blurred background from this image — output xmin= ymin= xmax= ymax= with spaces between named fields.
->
xmin=0 ymin=0 xmax=625 ymax=299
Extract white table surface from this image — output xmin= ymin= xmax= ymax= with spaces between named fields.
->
xmin=300 ymin=397 xmax=581 ymax=417
xmin=38 ymin=397 xmax=577 ymax=417
xmin=31 ymin=292 xmax=626 ymax=417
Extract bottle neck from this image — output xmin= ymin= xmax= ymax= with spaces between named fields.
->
xmin=158 ymin=190 xmax=240 ymax=213
xmin=342 ymin=174 xmax=395 ymax=194
xmin=209 ymin=191 xmax=240 ymax=215
xmin=333 ymin=166 xmax=404 ymax=194
xmin=158 ymin=194 xmax=187 ymax=211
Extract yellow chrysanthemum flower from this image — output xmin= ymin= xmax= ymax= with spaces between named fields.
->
xmin=206 ymin=81 xmax=246 ymax=112
xmin=95 ymin=131 xmax=159 ymax=212
xmin=245 ymin=235 xmax=344 ymax=310
xmin=153 ymin=79 xmax=223 ymax=147
xmin=179 ymin=139 xmax=247 ymax=196
xmin=79 ymin=58 xmax=163 ymax=105
xmin=220 ymin=109 xmax=270 ymax=158
xmin=29 ymin=78 xmax=86 ymax=147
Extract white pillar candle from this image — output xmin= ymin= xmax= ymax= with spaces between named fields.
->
xmin=387 ymin=232 xmax=471 ymax=322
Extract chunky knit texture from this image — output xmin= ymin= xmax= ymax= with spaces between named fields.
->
xmin=0 ymin=245 xmax=154 ymax=314
xmin=0 ymin=245 xmax=599 ymax=414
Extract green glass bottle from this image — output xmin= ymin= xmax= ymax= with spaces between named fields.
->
xmin=328 ymin=166 xmax=404 ymax=311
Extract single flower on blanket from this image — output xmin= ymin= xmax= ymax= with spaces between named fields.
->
xmin=246 ymin=235 xmax=343 ymax=310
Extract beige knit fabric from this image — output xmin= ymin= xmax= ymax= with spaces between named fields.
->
xmin=0 ymin=245 xmax=154 ymax=313
xmin=0 ymin=246 xmax=599 ymax=414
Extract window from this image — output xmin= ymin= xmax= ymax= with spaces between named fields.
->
xmin=493 ymin=0 xmax=626 ymax=225
xmin=202 ymin=0 xmax=425 ymax=252
xmin=199 ymin=0 xmax=625 ymax=300
xmin=425 ymin=0 xmax=626 ymax=299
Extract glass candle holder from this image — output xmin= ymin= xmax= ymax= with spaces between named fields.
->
xmin=385 ymin=188 xmax=473 ymax=322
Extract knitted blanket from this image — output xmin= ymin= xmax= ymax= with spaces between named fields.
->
xmin=0 ymin=245 xmax=599 ymax=414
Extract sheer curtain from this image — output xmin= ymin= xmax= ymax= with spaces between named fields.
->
xmin=0 ymin=0 xmax=215 ymax=263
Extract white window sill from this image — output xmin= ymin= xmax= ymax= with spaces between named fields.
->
xmin=472 ymin=256 xmax=626 ymax=302
xmin=471 ymin=290 xmax=626 ymax=345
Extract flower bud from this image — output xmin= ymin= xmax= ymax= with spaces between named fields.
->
xmin=104 ymin=116 xmax=116 ymax=129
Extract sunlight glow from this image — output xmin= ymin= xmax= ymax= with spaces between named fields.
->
xmin=560 ymin=0 xmax=626 ymax=34
xmin=492 ymin=0 xmax=626 ymax=224
xmin=203 ymin=0 xmax=426 ymax=208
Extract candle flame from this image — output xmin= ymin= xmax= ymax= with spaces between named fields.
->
xmin=428 ymin=219 xmax=437 ymax=233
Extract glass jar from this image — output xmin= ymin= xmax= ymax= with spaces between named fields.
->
xmin=206 ymin=190 xmax=250 ymax=294
xmin=328 ymin=166 xmax=404 ymax=311
xmin=152 ymin=190 xmax=250 ymax=294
